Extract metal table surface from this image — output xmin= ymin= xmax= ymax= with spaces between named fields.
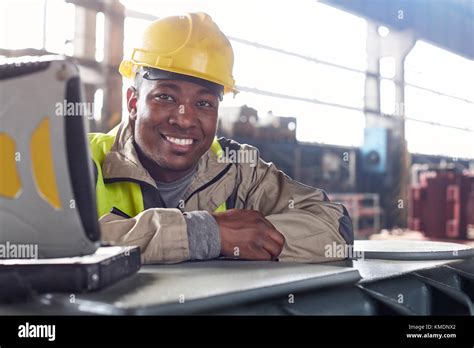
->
xmin=354 ymin=240 xmax=474 ymax=260
xmin=10 ymin=260 xmax=360 ymax=315
xmin=1 ymin=241 xmax=473 ymax=315
xmin=1 ymin=258 xmax=471 ymax=315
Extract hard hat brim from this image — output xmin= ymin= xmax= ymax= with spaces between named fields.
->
xmin=141 ymin=67 xmax=224 ymax=100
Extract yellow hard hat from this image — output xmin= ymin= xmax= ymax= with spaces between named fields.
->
xmin=119 ymin=12 xmax=236 ymax=94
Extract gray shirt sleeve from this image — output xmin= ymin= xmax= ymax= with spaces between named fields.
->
xmin=183 ymin=211 xmax=221 ymax=260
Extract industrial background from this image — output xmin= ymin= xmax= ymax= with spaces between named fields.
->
xmin=2 ymin=0 xmax=473 ymax=243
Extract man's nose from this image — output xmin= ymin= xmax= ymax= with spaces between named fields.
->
xmin=168 ymin=102 xmax=197 ymax=129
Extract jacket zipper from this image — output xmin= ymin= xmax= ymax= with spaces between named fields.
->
xmin=105 ymin=163 xmax=233 ymax=210
xmin=184 ymin=163 xmax=233 ymax=205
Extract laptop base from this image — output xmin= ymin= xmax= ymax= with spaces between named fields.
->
xmin=0 ymin=246 xmax=140 ymax=300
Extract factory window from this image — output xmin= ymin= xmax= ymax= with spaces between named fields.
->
xmin=225 ymin=1 xmax=367 ymax=147
xmin=231 ymin=41 xmax=366 ymax=109
xmin=404 ymin=41 xmax=474 ymax=158
xmin=226 ymin=1 xmax=367 ymax=146
xmin=121 ymin=0 xmax=367 ymax=146
xmin=380 ymin=56 xmax=397 ymax=116
xmin=0 ymin=0 xmax=45 ymax=50
xmin=0 ymin=0 xmax=75 ymax=54
xmin=379 ymin=56 xmax=395 ymax=79
xmin=44 ymin=0 xmax=75 ymax=55
xmin=122 ymin=17 xmax=152 ymax=122
xmin=93 ymin=88 xmax=103 ymax=122
xmin=95 ymin=12 xmax=104 ymax=62
xmin=380 ymin=79 xmax=396 ymax=116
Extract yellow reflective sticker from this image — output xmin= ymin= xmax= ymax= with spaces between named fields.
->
xmin=30 ymin=117 xmax=62 ymax=209
xmin=0 ymin=133 xmax=21 ymax=199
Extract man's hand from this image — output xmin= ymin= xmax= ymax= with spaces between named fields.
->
xmin=211 ymin=209 xmax=285 ymax=261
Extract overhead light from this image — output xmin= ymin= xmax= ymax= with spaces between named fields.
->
xmin=378 ymin=26 xmax=390 ymax=37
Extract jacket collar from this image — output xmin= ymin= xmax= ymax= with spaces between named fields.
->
xmin=102 ymin=119 xmax=229 ymax=193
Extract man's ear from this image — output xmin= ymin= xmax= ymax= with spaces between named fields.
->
xmin=127 ymin=86 xmax=138 ymax=121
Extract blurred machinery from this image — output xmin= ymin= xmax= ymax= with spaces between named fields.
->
xmin=218 ymin=105 xmax=259 ymax=139
xmin=360 ymin=127 xmax=390 ymax=175
xmin=218 ymin=106 xmax=296 ymax=142
xmin=358 ymin=126 xmax=406 ymax=230
xmin=409 ymin=166 xmax=474 ymax=240
xmin=257 ymin=111 xmax=297 ymax=142
xmin=218 ymin=106 xmax=356 ymax=192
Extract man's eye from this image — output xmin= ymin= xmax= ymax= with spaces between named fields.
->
xmin=196 ymin=100 xmax=213 ymax=108
xmin=155 ymin=94 xmax=174 ymax=101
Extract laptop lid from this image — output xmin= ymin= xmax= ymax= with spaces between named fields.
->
xmin=0 ymin=56 xmax=100 ymax=258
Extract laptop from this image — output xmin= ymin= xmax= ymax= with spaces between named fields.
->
xmin=0 ymin=56 xmax=140 ymax=298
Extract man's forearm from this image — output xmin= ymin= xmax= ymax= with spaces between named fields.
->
xmin=99 ymin=208 xmax=190 ymax=264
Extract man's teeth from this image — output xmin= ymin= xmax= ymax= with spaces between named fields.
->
xmin=165 ymin=136 xmax=193 ymax=146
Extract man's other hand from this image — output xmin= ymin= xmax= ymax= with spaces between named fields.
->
xmin=211 ymin=209 xmax=285 ymax=261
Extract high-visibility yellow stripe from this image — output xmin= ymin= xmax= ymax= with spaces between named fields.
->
xmin=214 ymin=202 xmax=227 ymax=213
xmin=30 ymin=117 xmax=62 ymax=209
xmin=210 ymin=137 xmax=224 ymax=158
xmin=211 ymin=138 xmax=227 ymax=212
xmin=0 ymin=133 xmax=21 ymax=199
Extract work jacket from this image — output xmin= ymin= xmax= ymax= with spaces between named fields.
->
xmin=89 ymin=119 xmax=353 ymax=264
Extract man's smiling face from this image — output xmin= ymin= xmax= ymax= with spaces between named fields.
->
xmin=127 ymin=78 xmax=219 ymax=181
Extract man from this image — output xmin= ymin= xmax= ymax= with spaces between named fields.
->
xmin=89 ymin=12 xmax=353 ymax=264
